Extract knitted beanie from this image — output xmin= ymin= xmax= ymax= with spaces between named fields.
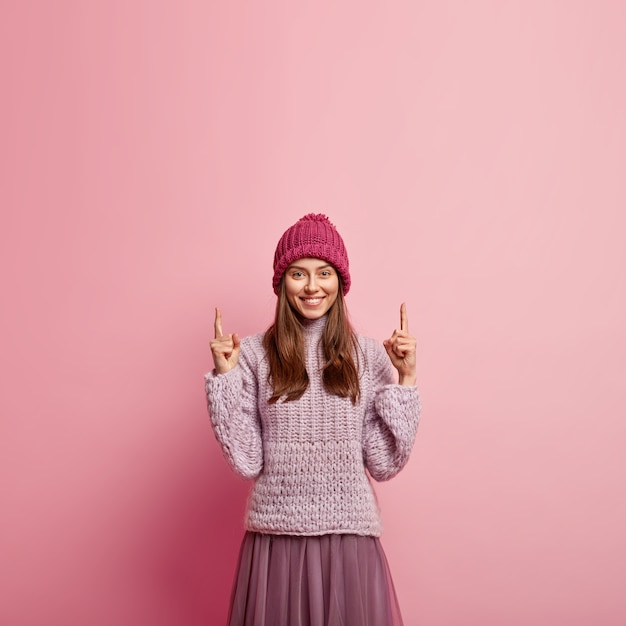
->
xmin=272 ymin=214 xmax=351 ymax=295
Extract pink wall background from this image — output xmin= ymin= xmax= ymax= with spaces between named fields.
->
xmin=2 ymin=1 xmax=625 ymax=624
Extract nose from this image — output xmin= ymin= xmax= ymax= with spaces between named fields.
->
xmin=304 ymin=275 xmax=319 ymax=293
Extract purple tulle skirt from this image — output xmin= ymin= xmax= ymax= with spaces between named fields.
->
xmin=227 ymin=532 xmax=404 ymax=626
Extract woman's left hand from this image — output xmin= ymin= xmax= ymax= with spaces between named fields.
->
xmin=383 ymin=303 xmax=417 ymax=386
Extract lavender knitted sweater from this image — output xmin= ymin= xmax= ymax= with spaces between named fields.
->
xmin=204 ymin=316 xmax=420 ymax=537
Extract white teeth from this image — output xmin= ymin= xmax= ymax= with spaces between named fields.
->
xmin=303 ymin=298 xmax=322 ymax=304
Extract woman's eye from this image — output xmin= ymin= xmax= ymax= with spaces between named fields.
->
xmin=292 ymin=271 xmax=304 ymax=278
xmin=320 ymin=271 xmax=331 ymax=277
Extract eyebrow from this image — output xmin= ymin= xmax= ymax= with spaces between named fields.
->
xmin=287 ymin=263 xmax=333 ymax=271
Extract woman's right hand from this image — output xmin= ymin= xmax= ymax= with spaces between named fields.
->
xmin=210 ymin=307 xmax=241 ymax=374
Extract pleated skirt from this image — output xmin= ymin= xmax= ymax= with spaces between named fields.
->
xmin=227 ymin=532 xmax=404 ymax=626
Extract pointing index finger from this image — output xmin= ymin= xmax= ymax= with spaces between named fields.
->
xmin=400 ymin=303 xmax=409 ymax=333
xmin=214 ymin=307 xmax=223 ymax=338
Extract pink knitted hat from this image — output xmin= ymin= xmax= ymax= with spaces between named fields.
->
xmin=272 ymin=214 xmax=351 ymax=295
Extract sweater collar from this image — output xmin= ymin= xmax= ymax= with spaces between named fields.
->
xmin=300 ymin=314 xmax=328 ymax=338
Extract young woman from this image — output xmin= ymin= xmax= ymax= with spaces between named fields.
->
xmin=205 ymin=213 xmax=420 ymax=626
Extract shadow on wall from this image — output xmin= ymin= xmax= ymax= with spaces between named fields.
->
xmin=124 ymin=431 xmax=250 ymax=626
xmin=199 ymin=460 xmax=249 ymax=623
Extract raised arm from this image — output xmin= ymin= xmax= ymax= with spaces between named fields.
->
xmin=363 ymin=305 xmax=420 ymax=481
xmin=205 ymin=308 xmax=263 ymax=479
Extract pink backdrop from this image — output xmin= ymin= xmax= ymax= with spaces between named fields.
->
xmin=2 ymin=1 xmax=625 ymax=625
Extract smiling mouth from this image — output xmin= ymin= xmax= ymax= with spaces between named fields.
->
xmin=301 ymin=297 xmax=324 ymax=305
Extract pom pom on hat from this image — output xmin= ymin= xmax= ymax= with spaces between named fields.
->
xmin=272 ymin=213 xmax=351 ymax=295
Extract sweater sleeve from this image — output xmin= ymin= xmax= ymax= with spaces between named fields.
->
xmin=204 ymin=339 xmax=263 ymax=479
xmin=362 ymin=341 xmax=421 ymax=482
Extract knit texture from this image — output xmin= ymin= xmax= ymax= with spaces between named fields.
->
xmin=272 ymin=214 xmax=351 ymax=295
xmin=204 ymin=316 xmax=420 ymax=537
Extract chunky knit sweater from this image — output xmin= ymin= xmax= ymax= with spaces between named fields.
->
xmin=204 ymin=316 xmax=420 ymax=537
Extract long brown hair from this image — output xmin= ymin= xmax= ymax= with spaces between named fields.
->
xmin=263 ymin=277 xmax=361 ymax=404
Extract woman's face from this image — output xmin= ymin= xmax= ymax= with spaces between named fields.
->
xmin=284 ymin=257 xmax=340 ymax=320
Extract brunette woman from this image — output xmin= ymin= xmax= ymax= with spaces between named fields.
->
xmin=206 ymin=213 xmax=420 ymax=626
